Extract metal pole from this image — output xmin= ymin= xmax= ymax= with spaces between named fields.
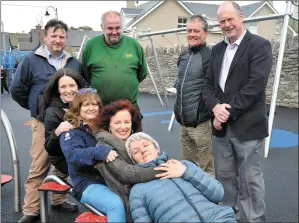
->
xmin=77 ymin=35 xmax=87 ymax=60
xmin=264 ymin=1 xmax=293 ymax=158
xmin=40 ymin=191 xmax=49 ymax=223
xmin=1 ymin=110 xmax=21 ymax=212
xmin=168 ymin=112 xmax=176 ymax=131
xmin=149 ymin=36 xmax=169 ymax=107
xmin=55 ymin=8 xmax=58 ymax=20
xmin=137 ymin=13 xmax=286 ymax=38
xmin=146 ymin=63 xmax=164 ymax=106
xmin=1 ymin=21 xmax=6 ymax=52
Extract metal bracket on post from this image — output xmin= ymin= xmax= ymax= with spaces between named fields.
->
xmin=1 ymin=109 xmax=21 ymax=212
xmin=264 ymin=1 xmax=293 ymax=158
xmin=148 ymin=36 xmax=169 ymax=107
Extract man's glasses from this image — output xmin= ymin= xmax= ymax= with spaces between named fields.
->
xmin=78 ymin=88 xmax=97 ymax=94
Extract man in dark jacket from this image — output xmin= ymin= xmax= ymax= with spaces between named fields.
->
xmin=10 ymin=19 xmax=86 ymax=223
xmin=203 ymin=2 xmax=272 ymax=222
xmin=174 ymin=15 xmax=214 ymax=176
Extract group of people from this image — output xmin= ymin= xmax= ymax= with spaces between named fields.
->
xmin=9 ymin=1 xmax=272 ymax=223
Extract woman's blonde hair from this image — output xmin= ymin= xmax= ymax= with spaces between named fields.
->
xmin=64 ymin=92 xmax=103 ymax=132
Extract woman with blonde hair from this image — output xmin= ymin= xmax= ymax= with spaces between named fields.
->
xmin=60 ymin=90 xmax=126 ymax=223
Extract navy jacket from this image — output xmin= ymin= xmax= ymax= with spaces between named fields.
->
xmin=10 ymin=45 xmax=85 ymax=118
xmin=60 ymin=126 xmax=111 ymax=200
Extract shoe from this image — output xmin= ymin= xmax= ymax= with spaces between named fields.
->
xmin=52 ymin=201 xmax=79 ymax=212
xmin=17 ymin=215 xmax=40 ymax=223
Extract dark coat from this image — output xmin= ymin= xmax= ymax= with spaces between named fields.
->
xmin=174 ymin=44 xmax=211 ymax=127
xmin=94 ymin=131 xmax=158 ymax=223
xmin=43 ymin=97 xmax=69 ymax=174
xmin=60 ymin=127 xmax=111 ymax=201
xmin=10 ymin=45 xmax=85 ymax=118
xmin=203 ymin=30 xmax=272 ymax=140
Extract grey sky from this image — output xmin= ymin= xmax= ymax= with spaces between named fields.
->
xmin=1 ymin=1 xmax=288 ymax=33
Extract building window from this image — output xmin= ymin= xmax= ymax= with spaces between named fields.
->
xmin=248 ymin=22 xmax=258 ymax=34
xmin=177 ymin=16 xmax=187 ymax=28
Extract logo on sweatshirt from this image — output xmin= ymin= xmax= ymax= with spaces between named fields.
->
xmin=125 ymin=53 xmax=133 ymax=58
xmin=64 ymin=132 xmax=71 ymax=141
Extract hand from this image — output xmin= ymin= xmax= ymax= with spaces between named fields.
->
xmin=212 ymin=103 xmax=231 ymax=123
xmin=154 ymin=159 xmax=186 ymax=179
xmin=55 ymin=121 xmax=74 ymax=136
xmin=106 ymin=150 xmax=118 ymax=163
xmin=213 ymin=117 xmax=222 ymax=131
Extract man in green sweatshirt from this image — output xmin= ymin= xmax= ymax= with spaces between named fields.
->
xmin=82 ymin=10 xmax=148 ymax=108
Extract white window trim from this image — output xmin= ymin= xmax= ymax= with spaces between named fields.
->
xmin=177 ymin=16 xmax=188 ymax=28
xmin=248 ymin=22 xmax=259 ymax=35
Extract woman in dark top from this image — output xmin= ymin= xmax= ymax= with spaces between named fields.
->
xmin=38 ymin=68 xmax=85 ymax=174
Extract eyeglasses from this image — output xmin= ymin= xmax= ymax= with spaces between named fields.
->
xmin=78 ymin=88 xmax=97 ymax=94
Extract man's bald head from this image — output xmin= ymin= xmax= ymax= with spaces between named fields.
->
xmin=101 ymin=11 xmax=122 ymax=26
xmin=217 ymin=1 xmax=245 ymax=44
xmin=217 ymin=1 xmax=242 ymax=16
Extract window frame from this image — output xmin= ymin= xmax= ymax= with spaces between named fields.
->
xmin=177 ymin=16 xmax=188 ymax=28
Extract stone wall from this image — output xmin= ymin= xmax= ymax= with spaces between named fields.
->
xmin=140 ymin=37 xmax=298 ymax=108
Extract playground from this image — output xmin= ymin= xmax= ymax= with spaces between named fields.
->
xmin=1 ymin=93 xmax=298 ymax=222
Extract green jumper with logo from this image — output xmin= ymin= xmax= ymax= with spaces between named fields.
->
xmin=82 ymin=34 xmax=148 ymax=106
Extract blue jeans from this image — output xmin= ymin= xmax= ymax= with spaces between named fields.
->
xmin=80 ymin=184 xmax=126 ymax=223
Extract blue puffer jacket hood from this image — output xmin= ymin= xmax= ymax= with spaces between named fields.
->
xmin=130 ymin=155 xmax=237 ymax=223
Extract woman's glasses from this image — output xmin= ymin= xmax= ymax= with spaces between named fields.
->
xmin=78 ymin=88 xmax=97 ymax=94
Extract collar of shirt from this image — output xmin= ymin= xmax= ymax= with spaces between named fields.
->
xmin=44 ymin=46 xmax=65 ymax=60
xmin=224 ymin=29 xmax=247 ymax=48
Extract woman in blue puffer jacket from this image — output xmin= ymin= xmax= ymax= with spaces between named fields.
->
xmin=125 ymin=132 xmax=237 ymax=223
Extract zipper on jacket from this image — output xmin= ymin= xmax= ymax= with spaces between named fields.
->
xmin=180 ymin=52 xmax=193 ymax=126
xmin=171 ymin=179 xmax=204 ymax=222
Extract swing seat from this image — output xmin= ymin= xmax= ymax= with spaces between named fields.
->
xmin=1 ymin=174 xmax=13 ymax=186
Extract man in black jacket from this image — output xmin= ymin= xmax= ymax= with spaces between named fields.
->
xmin=10 ymin=19 xmax=83 ymax=223
xmin=203 ymin=2 xmax=272 ymax=222
xmin=174 ymin=15 xmax=214 ymax=177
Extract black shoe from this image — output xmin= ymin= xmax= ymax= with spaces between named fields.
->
xmin=17 ymin=215 xmax=40 ymax=223
xmin=52 ymin=201 xmax=78 ymax=212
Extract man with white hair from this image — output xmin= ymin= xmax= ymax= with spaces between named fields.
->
xmin=203 ymin=1 xmax=272 ymax=222
xmin=125 ymin=132 xmax=237 ymax=223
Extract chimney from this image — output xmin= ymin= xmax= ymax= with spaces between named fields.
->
xmin=126 ymin=1 xmax=136 ymax=8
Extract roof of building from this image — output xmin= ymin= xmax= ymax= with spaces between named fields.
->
xmin=67 ymin=30 xmax=101 ymax=47
xmin=121 ymin=7 xmax=144 ymax=15
xmin=126 ymin=1 xmax=161 ymax=27
xmin=14 ymin=29 xmax=101 ymax=51
xmin=126 ymin=1 xmax=267 ymax=28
